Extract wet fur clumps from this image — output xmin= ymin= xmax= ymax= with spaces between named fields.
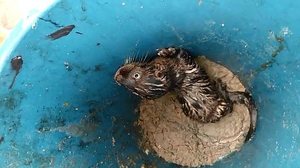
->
xmin=114 ymin=47 xmax=256 ymax=126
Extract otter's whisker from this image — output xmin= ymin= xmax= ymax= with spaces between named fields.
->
xmin=131 ymin=51 xmax=135 ymax=63
xmin=135 ymin=50 xmax=140 ymax=62
xmin=125 ymin=56 xmax=133 ymax=64
xmin=124 ymin=57 xmax=129 ymax=64
xmin=141 ymin=51 xmax=148 ymax=63
xmin=144 ymin=51 xmax=149 ymax=62
xmin=139 ymin=50 xmax=145 ymax=62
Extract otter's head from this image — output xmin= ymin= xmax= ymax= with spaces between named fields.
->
xmin=114 ymin=61 xmax=170 ymax=99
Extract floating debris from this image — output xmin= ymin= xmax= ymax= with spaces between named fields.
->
xmin=94 ymin=64 xmax=102 ymax=71
xmin=80 ymin=0 xmax=87 ymax=12
xmin=9 ymin=55 xmax=23 ymax=89
xmin=279 ymin=26 xmax=292 ymax=37
xmin=252 ymin=33 xmax=286 ymax=76
xmin=39 ymin=17 xmax=63 ymax=28
xmin=48 ymin=25 xmax=75 ymax=40
xmin=53 ymin=109 xmax=101 ymax=143
xmin=37 ymin=115 xmax=66 ymax=133
xmin=63 ymin=102 xmax=70 ymax=107
xmin=0 ymin=90 xmax=25 ymax=111
xmin=271 ymin=35 xmax=285 ymax=58
xmin=64 ymin=61 xmax=72 ymax=71
xmin=0 ymin=136 xmax=4 ymax=144
xmin=112 ymin=137 xmax=116 ymax=147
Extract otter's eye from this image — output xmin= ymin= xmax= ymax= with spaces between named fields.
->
xmin=133 ymin=73 xmax=141 ymax=79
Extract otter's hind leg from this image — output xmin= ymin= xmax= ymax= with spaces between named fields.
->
xmin=214 ymin=78 xmax=257 ymax=141
xmin=228 ymin=91 xmax=257 ymax=142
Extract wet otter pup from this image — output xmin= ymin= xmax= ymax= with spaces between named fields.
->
xmin=114 ymin=47 xmax=256 ymax=137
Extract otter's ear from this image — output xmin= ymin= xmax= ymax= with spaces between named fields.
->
xmin=118 ymin=64 xmax=135 ymax=76
xmin=118 ymin=67 xmax=129 ymax=76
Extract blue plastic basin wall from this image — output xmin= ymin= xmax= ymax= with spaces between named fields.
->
xmin=0 ymin=0 xmax=300 ymax=167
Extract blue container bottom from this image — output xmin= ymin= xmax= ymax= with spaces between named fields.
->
xmin=1 ymin=0 xmax=300 ymax=167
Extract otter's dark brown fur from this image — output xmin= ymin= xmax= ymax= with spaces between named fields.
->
xmin=114 ymin=47 xmax=256 ymax=139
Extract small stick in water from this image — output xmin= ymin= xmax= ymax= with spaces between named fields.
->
xmin=48 ymin=25 xmax=75 ymax=40
xmin=9 ymin=55 xmax=23 ymax=89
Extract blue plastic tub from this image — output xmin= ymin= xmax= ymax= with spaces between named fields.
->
xmin=0 ymin=0 xmax=300 ymax=167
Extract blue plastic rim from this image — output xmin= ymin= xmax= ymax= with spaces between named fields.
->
xmin=0 ymin=0 xmax=300 ymax=167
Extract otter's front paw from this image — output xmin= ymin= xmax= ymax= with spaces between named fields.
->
xmin=157 ymin=47 xmax=177 ymax=57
